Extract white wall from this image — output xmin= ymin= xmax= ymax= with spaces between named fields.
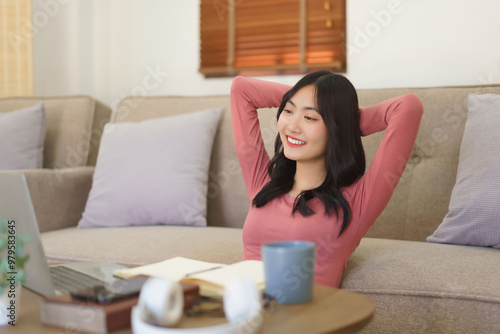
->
xmin=32 ymin=0 xmax=500 ymax=108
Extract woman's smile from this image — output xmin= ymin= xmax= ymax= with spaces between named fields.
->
xmin=286 ymin=135 xmax=306 ymax=146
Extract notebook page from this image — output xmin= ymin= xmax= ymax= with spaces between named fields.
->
xmin=188 ymin=260 xmax=264 ymax=287
xmin=114 ymin=257 xmax=225 ymax=281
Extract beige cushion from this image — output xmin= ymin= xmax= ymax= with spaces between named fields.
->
xmin=341 ymin=237 xmax=500 ymax=333
xmin=41 ymin=226 xmax=243 ymax=265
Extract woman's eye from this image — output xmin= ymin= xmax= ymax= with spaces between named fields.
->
xmin=305 ymin=116 xmax=317 ymax=121
xmin=284 ymin=109 xmax=293 ymax=114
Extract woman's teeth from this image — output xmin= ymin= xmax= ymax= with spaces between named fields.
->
xmin=288 ymin=137 xmax=305 ymax=145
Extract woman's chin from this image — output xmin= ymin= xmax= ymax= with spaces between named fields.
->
xmin=283 ymin=151 xmax=298 ymax=161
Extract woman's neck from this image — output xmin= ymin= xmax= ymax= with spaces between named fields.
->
xmin=289 ymin=162 xmax=327 ymax=197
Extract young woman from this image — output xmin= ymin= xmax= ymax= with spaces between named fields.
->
xmin=230 ymin=71 xmax=423 ymax=288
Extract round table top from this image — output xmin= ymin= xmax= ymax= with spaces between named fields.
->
xmin=8 ymin=285 xmax=373 ymax=334
xmin=177 ymin=284 xmax=374 ymax=334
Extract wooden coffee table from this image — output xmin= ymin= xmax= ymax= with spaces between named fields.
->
xmin=4 ymin=285 xmax=373 ymax=334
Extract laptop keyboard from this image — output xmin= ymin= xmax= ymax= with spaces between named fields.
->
xmin=50 ymin=266 xmax=109 ymax=293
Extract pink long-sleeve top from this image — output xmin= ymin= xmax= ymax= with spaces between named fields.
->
xmin=230 ymin=76 xmax=423 ymax=287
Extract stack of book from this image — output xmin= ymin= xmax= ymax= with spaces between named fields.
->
xmin=40 ymin=282 xmax=200 ymax=334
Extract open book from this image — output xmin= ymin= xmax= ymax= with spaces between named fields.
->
xmin=114 ymin=257 xmax=264 ymax=298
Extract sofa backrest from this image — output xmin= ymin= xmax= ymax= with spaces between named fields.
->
xmin=358 ymin=84 xmax=500 ymax=241
xmin=0 ymin=96 xmax=111 ymax=168
xmin=116 ymin=83 xmax=500 ymax=242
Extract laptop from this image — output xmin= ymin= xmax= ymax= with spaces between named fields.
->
xmin=0 ymin=172 xmax=127 ymax=297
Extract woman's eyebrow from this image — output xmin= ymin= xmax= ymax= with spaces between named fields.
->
xmin=287 ymin=99 xmax=318 ymax=111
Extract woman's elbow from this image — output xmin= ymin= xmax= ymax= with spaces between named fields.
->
xmin=230 ymin=76 xmax=247 ymax=96
xmin=402 ymin=93 xmax=424 ymax=118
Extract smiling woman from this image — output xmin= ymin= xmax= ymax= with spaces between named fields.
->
xmin=252 ymin=71 xmax=364 ymax=227
xmin=230 ymin=72 xmax=423 ymax=288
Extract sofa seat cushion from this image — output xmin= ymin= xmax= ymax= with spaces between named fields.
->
xmin=341 ymin=238 xmax=500 ymax=333
xmin=41 ymin=226 xmax=243 ymax=265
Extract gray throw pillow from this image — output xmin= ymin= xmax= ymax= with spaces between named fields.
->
xmin=78 ymin=108 xmax=222 ymax=228
xmin=0 ymin=103 xmax=46 ymax=170
xmin=427 ymin=94 xmax=500 ymax=248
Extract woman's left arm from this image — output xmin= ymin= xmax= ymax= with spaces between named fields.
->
xmin=356 ymin=94 xmax=424 ymax=226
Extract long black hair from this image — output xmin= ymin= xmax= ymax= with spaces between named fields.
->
xmin=252 ymin=71 xmax=365 ymax=237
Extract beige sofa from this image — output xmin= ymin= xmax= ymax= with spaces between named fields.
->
xmin=0 ymin=96 xmax=111 ymax=232
xmin=7 ymin=84 xmax=500 ymax=333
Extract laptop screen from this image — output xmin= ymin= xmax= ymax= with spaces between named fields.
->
xmin=0 ymin=172 xmax=56 ymax=296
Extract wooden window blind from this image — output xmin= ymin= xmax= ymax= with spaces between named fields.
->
xmin=200 ymin=0 xmax=346 ymax=77
xmin=0 ymin=0 xmax=33 ymax=98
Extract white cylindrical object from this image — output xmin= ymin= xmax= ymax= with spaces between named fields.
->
xmin=138 ymin=277 xmax=184 ymax=327
xmin=223 ymin=278 xmax=262 ymax=324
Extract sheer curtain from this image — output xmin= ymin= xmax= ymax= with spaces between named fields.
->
xmin=0 ymin=0 xmax=33 ymax=98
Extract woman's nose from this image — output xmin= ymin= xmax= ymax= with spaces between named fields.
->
xmin=288 ymin=115 xmax=301 ymax=133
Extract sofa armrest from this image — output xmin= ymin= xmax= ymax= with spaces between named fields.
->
xmin=22 ymin=167 xmax=94 ymax=233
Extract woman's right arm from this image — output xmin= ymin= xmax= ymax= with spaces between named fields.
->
xmin=230 ymin=76 xmax=291 ymax=199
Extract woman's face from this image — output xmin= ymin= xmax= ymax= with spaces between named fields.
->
xmin=278 ymin=84 xmax=328 ymax=166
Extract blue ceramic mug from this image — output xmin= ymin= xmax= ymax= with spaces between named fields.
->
xmin=261 ymin=241 xmax=316 ymax=304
